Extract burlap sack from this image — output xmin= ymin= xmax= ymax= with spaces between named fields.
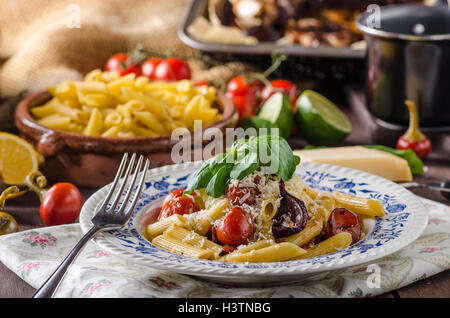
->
xmin=0 ymin=0 xmax=249 ymax=98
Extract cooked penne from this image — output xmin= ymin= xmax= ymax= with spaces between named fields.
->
xmin=33 ymin=70 xmax=222 ymax=138
xmin=280 ymin=214 xmax=324 ymax=247
xmin=333 ymin=191 xmax=385 ymax=217
xmin=145 ymin=214 xmax=186 ymax=240
xmin=296 ymin=232 xmax=353 ymax=259
xmin=223 ymin=243 xmax=306 ymax=263
xmin=164 ymin=225 xmax=223 ymax=256
xmin=152 ymin=234 xmax=214 ymax=259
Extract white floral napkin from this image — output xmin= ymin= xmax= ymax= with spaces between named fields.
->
xmin=0 ymin=197 xmax=449 ymax=298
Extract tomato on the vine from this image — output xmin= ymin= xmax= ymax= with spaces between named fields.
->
xmin=153 ymin=57 xmax=191 ymax=81
xmin=226 ymin=75 xmax=263 ymax=122
xmin=215 ymin=207 xmax=254 ymax=246
xmin=105 ymin=53 xmax=141 ymax=76
xmin=141 ymin=57 xmax=163 ymax=79
xmin=40 ymin=183 xmax=83 ymax=226
xmin=157 ymin=190 xmax=199 ymax=221
xmin=261 ymin=79 xmax=298 ymax=111
xmin=226 ymin=75 xmax=262 ymax=97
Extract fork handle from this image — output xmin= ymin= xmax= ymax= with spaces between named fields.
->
xmin=31 ymin=225 xmax=105 ymax=298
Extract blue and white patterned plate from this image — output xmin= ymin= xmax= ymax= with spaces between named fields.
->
xmin=79 ymin=161 xmax=428 ymax=285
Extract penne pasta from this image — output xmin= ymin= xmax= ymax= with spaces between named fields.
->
xmin=145 ymin=214 xmax=187 ymax=241
xmin=152 ymin=234 xmax=214 ymax=259
xmin=333 ymin=191 xmax=385 ymax=217
xmin=280 ymin=214 xmax=324 ymax=247
xmin=164 ymin=225 xmax=223 ymax=256
xmin=223 ymin=243 xmax=306 ymax=263
xmin=295 ymin=232 xmax=353 ymax=260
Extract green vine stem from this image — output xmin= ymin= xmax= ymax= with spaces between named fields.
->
xmin=0 ymin=186 xmax=20 ymax=209
xmin=25 ymin=171 xmax=48 ymax=202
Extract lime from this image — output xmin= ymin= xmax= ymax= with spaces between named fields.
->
xmin=295 ymin=90 xmax=351 ymax=145
xmin=257 ymin=92 xmax=294 ymax=139
xmin=240 ymin=117 xmax=279 ymax=136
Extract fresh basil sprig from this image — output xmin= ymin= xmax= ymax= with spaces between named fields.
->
xmin=185 ymin=135 xmax=300 ymax=198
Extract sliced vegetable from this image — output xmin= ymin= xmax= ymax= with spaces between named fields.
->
xmin=257 ymin=92 xmax=294 ymax=139
xmin=396 ymin=100 xmax=431 ymax=159
xmin=295 ymin=90 xmax=351 ymax=146
xmin=271 ymin=180 xmax=308 ymax=239
xmin=326 ymin=208 xmax=361 ymax=245
xmin=261 ymin=79 xmax=298 ymax=111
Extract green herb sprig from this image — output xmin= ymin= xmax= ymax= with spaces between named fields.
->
xmin=185 ymin=135 xmax=300 ymax=198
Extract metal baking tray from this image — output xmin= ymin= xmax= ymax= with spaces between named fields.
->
xmin=178 ymin=0 xmax=366 ymax=81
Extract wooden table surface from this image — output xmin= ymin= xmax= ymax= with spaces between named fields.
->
xmin=0 ymin=85 xmax=448 ymax=298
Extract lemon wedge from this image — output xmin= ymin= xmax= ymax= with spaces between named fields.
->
xmin=0 ymin=132 xmax=39 ymax=184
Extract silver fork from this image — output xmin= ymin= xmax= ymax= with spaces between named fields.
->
xmin=32 ymin=153 xmax=150 ymax=298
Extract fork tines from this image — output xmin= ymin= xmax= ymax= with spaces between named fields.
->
xmin=99 ymin=153 xmax=150 ymax=217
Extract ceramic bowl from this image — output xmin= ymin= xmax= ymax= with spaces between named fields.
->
xmin=15 ymin=90 xmax=236 ymax=188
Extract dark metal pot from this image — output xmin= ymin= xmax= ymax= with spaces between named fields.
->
xmin=356 ymin=0 xmax=450 ymax=127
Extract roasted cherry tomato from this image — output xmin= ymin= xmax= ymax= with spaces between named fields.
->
xmin=326 ymin=208 xmax=361 ymax=245
xmin=141 ymin=57 xmax=163 ymax=79
xmin=105 ymin=53 xmax=141 ymax=76
xmin=153 ymin=57 xmax=191 ymax=81
xmin=161 ymin=189 xmax=185 ymax=207
xmin=226 ymin=183 xmax=260 ymax=206
xmin=261 ymin=79 xmax=298 ymax=111
xmin=158 ymin=194 xmax=199 ymax=221
xmin=40 ymin=183 xmax=83 ymax=226
xmin=0 ymin=212 xmax=18 ymax=235
xmin=215 ymin=207 xmax=254 ymax=246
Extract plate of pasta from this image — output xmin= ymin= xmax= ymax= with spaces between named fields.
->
xmin=79 ymin=136 xmax=428 ymax=285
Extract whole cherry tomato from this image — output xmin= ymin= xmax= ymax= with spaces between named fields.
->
xmin=215 ymin=207 xmax=254 ymax=246
xmin=105 ymin=53 xmax=141 ymax=76
xmin=161 ymin=189 xmax=185 ymax=207
xmin=227 ymin=92 xmax=258 ymax=123
xmin=326 ymin=208 xmax=361 ymax=245
xmin=261 ymin=79 xmax=298 ymax=111
xmin=158 ymin=194 xmax=199 ymax=221
xmin=40 ymin=183 xmax=83 ymax=226
xmin=141 ymin=58 xmax=163 ymax=79
xmin=153 ymin=57 xmax=191 ymax=81
xmin=226 ymin=75 xmax=262 ymax=97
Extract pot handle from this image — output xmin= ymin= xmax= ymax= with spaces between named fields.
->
xmin=37 ymin=132 xmax=64 ymax=157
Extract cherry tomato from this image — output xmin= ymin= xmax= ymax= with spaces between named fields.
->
xmin=40 ymin=183 xmax=83 ymax=226
xmin=227 ymin=92 xmax=258 ymax=123
xmin=215 ymin=207 xmax=254 ymax=246
xmin=194 ymin=80 xmax=210 ymax=86
xmin=226 ymin=183 xmax=260 ymax=206
xmin=261 ymin=79 xmax=298 ymax=111
xmin=158 ymin=195 xmax=199 ymax=221
xmin=141 ymin=58 xmax=163 ymax=79
xmin=161 ymin=189 xmax=185 ymax=207
xmin=226 ymin=76 xmax=262 ymax=96
xmin=153 ymin=57 xmax=191 ymax=81
xmin=326 ymin=208 xmax=361 ymax=245
xmin=105 ymin=53 xmax=141 ymax=76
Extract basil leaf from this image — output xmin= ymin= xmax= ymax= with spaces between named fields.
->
xmin=206 ymin=164 xmax=233 ymax=198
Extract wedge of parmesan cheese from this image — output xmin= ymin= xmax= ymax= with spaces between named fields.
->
xmin=294 ymin=146 xmax=412 ymax=182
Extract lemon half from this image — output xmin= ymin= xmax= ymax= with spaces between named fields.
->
xmin=0 ymin=132 xmax=39 ymax=184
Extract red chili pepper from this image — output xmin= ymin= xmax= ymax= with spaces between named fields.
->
xmin=396 ymin=100 xmax=431 ymax=159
